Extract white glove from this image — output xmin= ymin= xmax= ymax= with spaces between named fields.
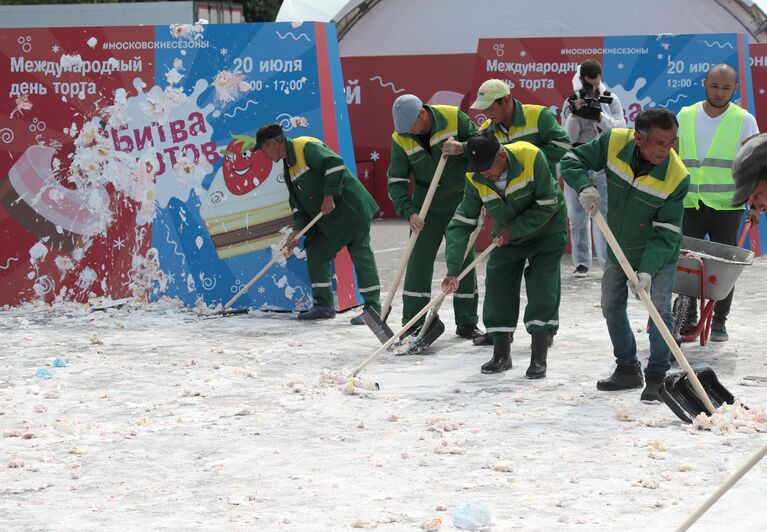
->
xmin=578 ymin=186 xmax=601 ymax=215
xmin=627 ymin=272 xmax=652 ymax=298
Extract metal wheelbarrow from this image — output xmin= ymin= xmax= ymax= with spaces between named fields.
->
xmin=671 ymin=231 xmax=754 ymax=346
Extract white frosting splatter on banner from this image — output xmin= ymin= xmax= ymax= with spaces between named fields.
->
xmin=75 ymin=267 xmax=97 ymax=291
xmin=59 ymin=54 xmax=83 ymax=69
xmin=169 ymin=24 xmax=205 ymax=40
xmin=29 ymin=241 xmax=48 ymax=265
xmin=213 ymin=71 xmax=250 ymax=103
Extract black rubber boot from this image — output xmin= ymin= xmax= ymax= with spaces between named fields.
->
xmin=481 ymin=333 xmax=512 ymax=374
xmin=596 ymin=362 xmax=643 ymax=391
xmin=640 ymin=371 xmax=664 ymax=402
xmin=456 ymin=324 xmax=483 ymax=339
xmin=297 ymin=305 xmax=336 ymax=320
xmin=710 ymin=320 xmax=729 ymax=342
xmin=526 ymin=331 xmax=549 ymax=379
xmin=472 ymin=333 xmax=493 ymax=346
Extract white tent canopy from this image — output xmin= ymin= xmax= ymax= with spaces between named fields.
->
xmin=277 ymin=0 xmax=767 ymax=56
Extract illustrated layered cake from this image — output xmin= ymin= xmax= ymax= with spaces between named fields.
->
xmin=200 ymin=139 xmax=293 ymax=259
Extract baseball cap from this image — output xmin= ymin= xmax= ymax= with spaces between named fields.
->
xmin=732 ymin=133 xmax=767 ymax=206
xmin=392 ymin=94 xmax=423 ymax=133
xmin=470 ymin=79 xmax=511 ymax=110
xmin=254 ymin=123 xmax=285 ymax=149
xmin=466 ymin=130 xmax=501 ymax=173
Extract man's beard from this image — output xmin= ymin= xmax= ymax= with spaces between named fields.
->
xmin=706 ymin=94 xmax=732 ymax=109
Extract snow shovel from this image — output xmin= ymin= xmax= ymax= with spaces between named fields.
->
xmin=404 ymin=209 xmax=488 ymax=355
xmin=364 ymin=209 xmax=486 ymax=352
xmin=377 ymin=149 xmax=450 ymax=324
xmin=351 ymin=241 xmax=498 ymax=379
xmin=213 ymin=212 xmax=323 ymax=317
xmin=659 ymin=367 xmax=737 ymax=423
xmin=592 ymin=211 xmax=722 ymax=418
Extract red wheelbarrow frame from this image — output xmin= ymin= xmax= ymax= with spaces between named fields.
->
xmin=672 ymin=219 xmax=755 ymax=346
xmin=675 ymin=254 xmax=716 ymax=346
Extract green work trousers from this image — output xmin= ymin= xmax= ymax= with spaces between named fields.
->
xmin=403 ymin=212 xmax=478 ymax=328
xmin=306 ymin=226 xmax=381 ymax=311
xmin=483 ymin=231 xmax=566 ymax=339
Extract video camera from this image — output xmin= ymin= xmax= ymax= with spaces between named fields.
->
xmin=567 ymin=89 xmax=613 ymax=121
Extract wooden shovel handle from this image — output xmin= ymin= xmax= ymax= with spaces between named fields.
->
xmin=380 ymin=151 xmax=450 ymax=320
xmin=223 ymin=212 xmax=324 ymax=310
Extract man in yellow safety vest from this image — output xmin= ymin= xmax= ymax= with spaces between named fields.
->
xmin=676 ymin=63 xmax=759 ymax=341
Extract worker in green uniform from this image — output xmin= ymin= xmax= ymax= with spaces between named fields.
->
xmin=254 ymin=123 xmax=381 ymax=324
xmin=471 ymin=78 xmax=572 ymax=177
xmin=442 ymin=130 xmax=567 ymax=377
xmin=387 ymin=94 xmax=486 ymax=343
xmin=560 ymin=108 xmax=689 ymax=402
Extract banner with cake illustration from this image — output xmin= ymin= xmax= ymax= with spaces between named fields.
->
xmin=0 ymin=22 xmax=364 ymax=310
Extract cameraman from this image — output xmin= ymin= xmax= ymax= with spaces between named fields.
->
xmin=562 ymin=59 xmax=626 ymax=276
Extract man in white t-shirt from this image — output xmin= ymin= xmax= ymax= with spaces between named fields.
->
xmin=676 ymin=63 xmax=760 ymax=341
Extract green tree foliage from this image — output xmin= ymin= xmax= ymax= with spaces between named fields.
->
xmin=242 ymin=0 xmax=282 ymax=22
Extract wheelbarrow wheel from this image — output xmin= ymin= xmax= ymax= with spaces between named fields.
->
xmin=672 ymin=295 xmax=692 ymax=341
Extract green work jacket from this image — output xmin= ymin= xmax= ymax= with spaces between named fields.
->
xmin=478 ymin=98 xmax=571 ymax=176
xmin=387 ymin=104 xmax=477 ymax=220
xmin=561 ymin=128 xmax=690 ymax=276
xmin=445 ymin=141 xmax=567 ymax=276
xmin=284 ymin=137 xmax=378 ymax=247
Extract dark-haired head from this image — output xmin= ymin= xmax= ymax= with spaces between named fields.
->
xmin=634 ymin=108 xmax=678 ymax=166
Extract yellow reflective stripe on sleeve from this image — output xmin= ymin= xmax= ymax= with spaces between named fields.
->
xmin=536 ymin=198 xmax=557 ymax=206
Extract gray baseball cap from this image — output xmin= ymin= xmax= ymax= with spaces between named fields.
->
xmin=392 ymin=94 xmax=423 ymax=134
xmin=732 ymin=133 xmax=767 ymax=206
